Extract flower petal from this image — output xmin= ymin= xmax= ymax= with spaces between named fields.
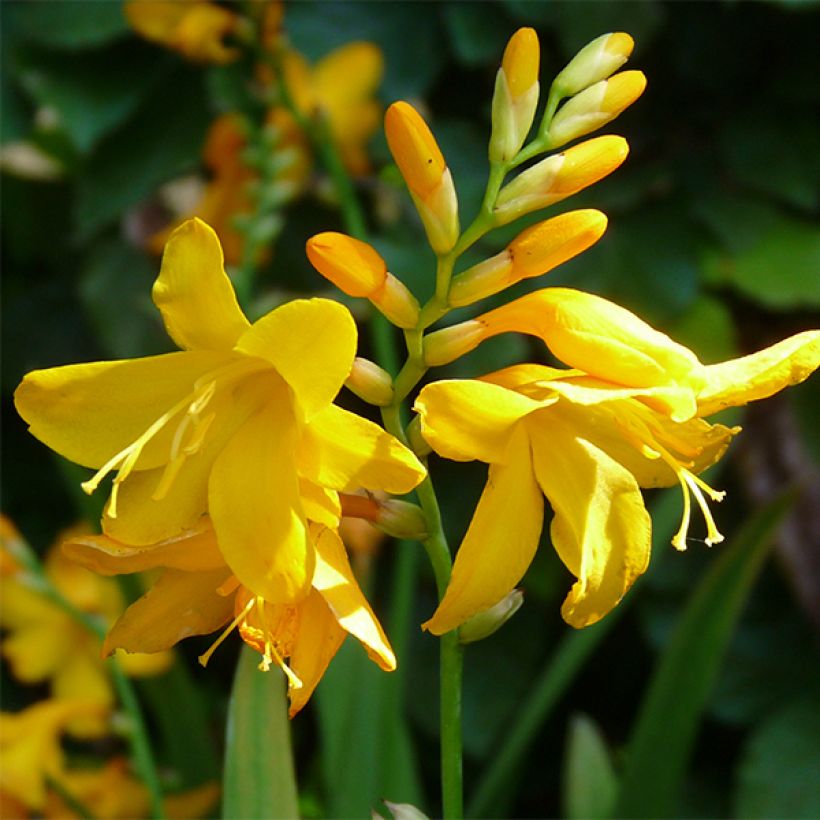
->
xmin=299 ymin=480 xmax=341 ymax=528
xmin=298 ymin=404 xmax=425 ymax=493
xmin=235 ymin=299 xmax=356 ymax=419
xmin=311 ymin=526 xmax=395 ymax=671
xmin=697 ymin=330 xmax=820 ymax=416
xmin=14 ymin=350 xmax=232 ymax=470
xmin=529 ymin=409 xmax=651 ymax=628
xmin=103 ymin=568 xmax=234 ymax=656
xmin=63 ymin=521 xmax=225 ymax=575
xmin=152 ymin=218 xmax=250 ymax=351
xmin=423 ymin=428 xmax=543 ymax=635
xmin=415 ymin=379 xmax=548 ymax=463
xmin=209 ymin=394 xmax=314 ymax=603
xmin=53 ymin=654 xmax=113 ymax=739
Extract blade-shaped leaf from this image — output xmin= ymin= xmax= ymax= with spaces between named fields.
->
xmin=563 ymin=713 xmax=618 ymax=820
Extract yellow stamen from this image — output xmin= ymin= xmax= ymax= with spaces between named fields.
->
xmin=683 ymin=472 xmax=724 ymax=545
xmin=671 ymin=471 xmax=692 ymax=551
xmin=198 ymin=596 xmax=256 ymax=667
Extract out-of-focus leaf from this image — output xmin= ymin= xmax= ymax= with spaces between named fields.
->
xmin=734 ymin=697 xmax=820 ymax=819
xmin=695 ymin=192 xmax=783 ymax=256
xmin=15 ymin=44 xmax=171 ymax=154
xmin=442 ymin=4 xmax=511 ymax=67
xmin=615 ymin=493 xmax=792 ymax=818
xmin=79 ymin=239 xmax=170 ymax=358
xmin=223 ymin=645 xmax=298 ymax=820
xmin=702 ymin=215 xmax=820 ymax=309
xmin=665 ymin=295 xmax=738 ymax=365
xmin=562 ymin=714 xmax=618 ymax=820
xmin=436 ymin=118 xmax=491 ymax=221
xmin=75 ymin=69 xmax=210 ymax=240
xmin=286 ymin=1 xmax=445 ymax=100
xmin=5 ymin=1 xmax=130 ymax=50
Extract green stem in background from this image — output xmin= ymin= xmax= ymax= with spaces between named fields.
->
xmin=5 ymin=532 xmax=166 ymax=820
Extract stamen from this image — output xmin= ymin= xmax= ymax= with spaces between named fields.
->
xmin=254 ymin=599 xmax=302 ymax=687
xmin=184 ymin=412 xmax=215 ymax=455
xmin=671 ymin=471 xmax=691 ymax=551
xmin=198 ymin=596 xmax=256 ymax=667
xmin=683 ymin=473 xmax=724 ymax=546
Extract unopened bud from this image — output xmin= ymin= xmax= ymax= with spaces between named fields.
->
xmin=553 ymin=32 xmax=634 ymax=97
xmin=459 ymin=589 xmax=524 ymax=643
xmin=306 ymin=232 xmax=420 ymax=328
xmin=377 ymin=801 xmax=430 ymax=820
xmin=375 ymin=499 xmax=429 ymax=541
xmin=489 ymin=27 xmax=540 ymax=163
xmin=406 ymin=415 xmax=432 ymax=457
xmin=345 ymin=357 xmax=395 ymax=406
xmin=547 ymin=71 xmax=646 ymax=148
xmin=423 ymin=320 xmax=486 ymax=367
xmin=385 ymin=102 xmax=460 ymax=254
xmin=448 ymin=209 xmax=607 ymax=306
xmin=494 ymin=135 xmax=629 ymax=224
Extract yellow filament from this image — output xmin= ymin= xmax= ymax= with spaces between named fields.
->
xmin=671 ymin=471 xmax=692 ymax=551
xmin=198 ymin=596 xmax=256 ymax=668
xmin=683 ymin=472 xmax=724 ymax=545
xmin=254 ymin=599 xmax=303 ymax=687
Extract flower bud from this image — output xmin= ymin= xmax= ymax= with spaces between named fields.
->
xmin=458 ymin=590 xmax=524 ymax=644
xmin=494 ymin=135 xmax=628 ymax=224
xmin=345 ymin=357 xmax=394 ymax=406
xmin=375 ymin=499 xmax=429 ymax=541
xmin=489 ymin=28 xmax=540 ymax=163
xmin=385 ymin=102 xmax=460 ymax=254
xmin=553 ymin=32 xmax=634 ymax=97
xmin=423 ymin=320 xmax=485 ymax=367
xmin=406 ymin=415 xmax=432 ymax=457
xmin=547 ymin=71 xmax=646 ymax=148
xmin=448 ymin=210 xmax=607 ymax=306
xmin=306 ymin=232 xmax=420 ymax=328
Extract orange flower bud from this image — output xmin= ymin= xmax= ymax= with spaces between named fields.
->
xmin=548 ymin=71 xmax=646 ymax=148
xmin=494 ymin=135 xmax=629 ymax=224
xmin=554 ymin=32 xmax=634 ymax=97
xmin=306 ymin=232 xmax=420 ymax=327
xmin=489 ymin=28 xmax=540 ymax=162
xmin=448 ymin=210 xmax=607 ymax=306
xmin=385 ymin=102 xmax=459 ymax=253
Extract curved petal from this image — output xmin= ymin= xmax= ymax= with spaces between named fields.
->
xmin=53 ymin=654 xmax=113 ymax=739
xmin=299 ymin=480 xmax=341 ymax=528
xmin=235 ymin=299 xmax=357 ymax=419
xmin=423 ymin=428 xmax=543 ymax=635
xmin=14 ymin=350 xmax=232 ymax=470
xmin=415 ymin=379 xmax=549 ymax=464
xmin=152 ymin=218 xmax=250 ymax=351
xmin=298 ymin=405 xmax=425 ymax=493
xmin=312 ymin=526 xmax=395 ymax=671
xmin=287 ymin=590 xmax=347 ymax=717
xmin=313 ymin=42 xmax=384 ymax=109
xmin=209 ymin=395 xmax=314 ymax=603
xmin=63 ymin=521 xmax=225 ymax=575
xmin=528 ymin=410 xmax=651 ymax=628
xmin=697 ymin=330 xmax=820 ymax=417
xmin=103 ymin=568 xmax=234 ymax=656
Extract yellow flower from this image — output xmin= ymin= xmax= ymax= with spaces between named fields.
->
xmin=64 ymin=521 xmax=396 ymax=717
xmin=125 ymin=0 xmax=239 ymax=64
xmin=15 ymin=218 xmax=424 ymax=609
xmin=416 ymin=290 xmax=820 ymax=633
xmin=0 ymin=523 xmax=170 ymax=739
xmin=0 ymin=699 xmax=106 ymax=810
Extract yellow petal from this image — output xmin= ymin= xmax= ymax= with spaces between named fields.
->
xmin=53 ymin=654 xmax=113 ymax=739
xmin=299 ymin=480 xmax=341 ymax=528
xmin=528 ymin=409 xmax=651 ymax=628
xmin=103 ymin=568 xmax=234 ymax=655
xmin=415 ymin=379 xmax=549 ymax=464
xmin=697 ymin=330 xmax=820 ymax=416
xmin=424 ymin=429 xmax=543 ymax=635
xmin=235 ymin=298 xmax=356 ymax=420
xmin=64 ymin=521 xmax=225 ymax=575
xmin=209 ymin=396 xmax=314 ymax=603
xmin=298 ymin=404 xmax=425 ymax=493
xmin=153 ymin=218 xmax=250 ymax=351
xmin=287 ymin=590 xmax=347 ymax=717
xmin=313 ymin=42 xmax=384 ymax=110
xmin=2 ymin=621 xmax=73 ymax=682
xmin=312 ymin=526 xmax=395 ymax=671
xmin=14 ymin=350 xmax=232 ymax=470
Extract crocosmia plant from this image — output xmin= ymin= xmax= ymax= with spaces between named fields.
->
xmin=3 ymin=3 xmax=819 ymax=818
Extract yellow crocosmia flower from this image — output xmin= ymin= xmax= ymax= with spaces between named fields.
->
xmin=65 ymin=522 xmax=396 ymax=717
xmin=385 ymin=101 xmax=460 ymax=254
xmin=448 ymin=209 xmax=608 ymax=307
xmin=0 ymin=525 xmax=171 ymax=739
xmin=125 ymin=0 xmax=239 ymax=64
xmin=0 ymin=699 xmax=106 ymax=810
xmin=15 ymin=219 xmax=424 ymax=607
xmin=283 ymin=42 xmax=384 ymax=176
xmin=306 ymin=232 xmax=420 ymax=328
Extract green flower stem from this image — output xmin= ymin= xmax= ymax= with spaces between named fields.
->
xmin=6 ymin=534 xmax=166 ymax=820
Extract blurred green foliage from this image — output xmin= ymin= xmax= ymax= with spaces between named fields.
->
xmin=2 ymin=1 xmax=819 ymax=818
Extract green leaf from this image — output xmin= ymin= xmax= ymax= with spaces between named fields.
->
xmin=734 ymin=697 xmax=820 ymax=819
xmin=4 ymin=1 xmax=130 ymax=50
xmin=563 ymin=714 xmax=618 ymax=820
xmin=614 ymin=492 xmax=793 ymax=818
xmin=223 ymin=645 xmax=299 ymax=820
xmin=442 ymin=4 xmax=511 ymax=67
